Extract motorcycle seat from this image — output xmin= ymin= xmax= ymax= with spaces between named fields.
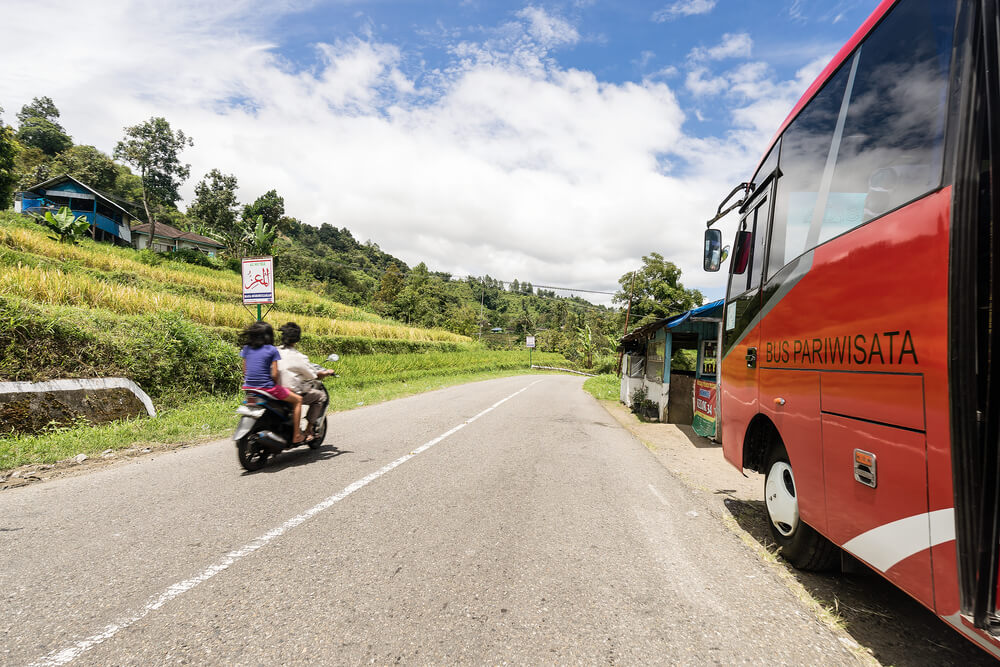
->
xmin=244 ymin=388 xmax=282 ymax=404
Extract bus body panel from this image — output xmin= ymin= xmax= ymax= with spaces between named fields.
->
xmin=720 ymin=188 xmax=953 ymax=609
xmin=758 ymin=368 xmax=826 ymax=531
xmin=720 ymin=321 xmax=759 ymax=471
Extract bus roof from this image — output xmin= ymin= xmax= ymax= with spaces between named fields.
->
xmin=753 ymin=0 xmax=898 ymax=177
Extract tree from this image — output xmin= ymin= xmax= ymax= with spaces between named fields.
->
xmin=373 ymin=263 xmax=405 ymax=313
xmin=114 ymin=117 xmax=193 ymax=249
xmin=613 ymin=252 xmax=703 ymax=327
xmin=188 ymin=169 xmax=239 ymax=239
xmin=0 ymin=126 xmax=17 ymax=208
xmin=575 ymin=324 xmax=596 ymax=369
xmin=243 ymin=189 xmax=286 ymax=232
xmin=50 ymin=145 xmax=118 ymax=192
xmin=16 ymin=96 xmax=72 ymax=155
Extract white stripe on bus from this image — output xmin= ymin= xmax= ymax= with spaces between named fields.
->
xmin=841 ymin=508 xmax=954 ymax=572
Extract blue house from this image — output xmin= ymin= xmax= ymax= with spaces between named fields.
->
xmin=15 ymin=174 xmax=137 ymax=245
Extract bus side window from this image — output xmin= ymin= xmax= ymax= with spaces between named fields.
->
xmin=767 ymin=0 xmax=958 ymax=279
xmin=822 ymin=0 xmax=956 ymax=242
xmin=768 ymin=65 xmax=851 ymax=278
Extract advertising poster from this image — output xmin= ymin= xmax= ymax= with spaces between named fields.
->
xmin=242 ymin=256 xmax=275 ymax=305
xmin=692 ymin=379 xmax=718 ymax=438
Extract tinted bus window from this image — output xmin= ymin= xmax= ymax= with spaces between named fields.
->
xmin=821 ymin=0 xmax=957 ymax=243
xmin=768 ymin=65 xmax=851 ymax=277
xmin=767 ymin=0 xmax=957 ymax=277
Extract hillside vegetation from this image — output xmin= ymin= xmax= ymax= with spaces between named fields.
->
xmin=0 ymin=213 xmax=576 ymax=413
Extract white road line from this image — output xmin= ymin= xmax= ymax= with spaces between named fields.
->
xmin=648 ymin=484 xmax=668 ymax=506
xmin=30 ymin=380 xmax=543 ymax=667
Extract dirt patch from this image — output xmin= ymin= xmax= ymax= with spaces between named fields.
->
xmin=598 ymin=399 xmax=996 ymax=667
xmin=0 ymin=437 xmax=217 ymax=491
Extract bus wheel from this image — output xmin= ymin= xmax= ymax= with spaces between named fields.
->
xmin=764 ymin=447 xmax=837 ymax=570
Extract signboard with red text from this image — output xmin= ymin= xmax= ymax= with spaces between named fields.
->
xmin=241 ymin=256 xmax=274 ymax=305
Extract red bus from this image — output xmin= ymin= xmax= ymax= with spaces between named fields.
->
xmin=703 ymin=0 xmax=1000 ymax=655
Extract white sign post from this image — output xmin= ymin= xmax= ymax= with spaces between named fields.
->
xmin=242 ymin=256 xmax=275 ymax=320
xmin=526 ymin=335 xmax=536 ymax=369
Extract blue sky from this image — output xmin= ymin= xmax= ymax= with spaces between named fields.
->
xmin=0 ymin=0 xmax=878 ymax=303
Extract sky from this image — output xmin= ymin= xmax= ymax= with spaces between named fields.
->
xmin=0 ymin=0 xmax=877 ymax=304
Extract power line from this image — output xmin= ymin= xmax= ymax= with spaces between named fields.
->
xmin=287 ymin=249 xmax=619 ymax=303
xmin=530 ymin=283 xmax=616 ymax=296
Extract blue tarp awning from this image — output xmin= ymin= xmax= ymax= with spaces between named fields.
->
xmin=619 ymin=299 xmax=724 ymax=345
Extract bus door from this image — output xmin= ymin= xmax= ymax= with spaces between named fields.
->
xmin=720 ymin=181 xmax=771 ymax=469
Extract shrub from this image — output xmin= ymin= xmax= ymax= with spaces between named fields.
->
xmin=0 ymin=296 xmax=241 ymax=399
xmin=630 ymin=386 xmax=659 ymax=421
xmin=166 ymin=248 xmax=219 ymax=269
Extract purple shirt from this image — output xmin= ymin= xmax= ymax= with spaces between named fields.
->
xmin=241 ymin=344 xmax=281 ymax=388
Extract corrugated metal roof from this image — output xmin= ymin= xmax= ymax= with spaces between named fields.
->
xmin=130 ymin=222 xmax=225 ymax=248
xmin=619 ymin=299 xmax=724 ymax=344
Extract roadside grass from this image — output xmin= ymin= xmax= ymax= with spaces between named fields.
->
xmin=582 ymin=373 xmax=619 ymax=401
xmin=0 ymin=366 xmax=567 ymax=470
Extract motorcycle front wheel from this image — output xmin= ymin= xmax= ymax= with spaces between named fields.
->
xmin=237 ymin=431 xmax=270 ymax=471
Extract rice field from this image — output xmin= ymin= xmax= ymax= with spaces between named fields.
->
xmin=0 ymin=263 xmax=465 ymax=342
xmin=0 ymin=221 xmax=468 ymax=343
xmin=0 ymin=224 xmax=388 ymax=325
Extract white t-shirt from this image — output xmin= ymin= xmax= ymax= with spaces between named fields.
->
xmin=277 ymin=345 xmax=317 ymax=392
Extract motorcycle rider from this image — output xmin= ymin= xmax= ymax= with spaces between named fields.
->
xmin=277 ymin=322 xmax=334 ymax=442
xmin=239 ymin=321 xmax=304 ymax=444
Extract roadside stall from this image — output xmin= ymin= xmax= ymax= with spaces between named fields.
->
xmin=618 ymin=300 xmax=723 ymax=434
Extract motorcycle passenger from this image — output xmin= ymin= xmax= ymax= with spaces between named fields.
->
xmin=277 ymin=322 xmax=334 ymax=443
xmin=239 ymin=321 xmax=305 ymax=444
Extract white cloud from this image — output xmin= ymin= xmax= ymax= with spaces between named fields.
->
xmin=0 ymin=1 xmax=815 ymax=301
xmin=652 ymin=0 xmax=718 ymax=22
xmin=516 ymin=7 xmax=580 ymax=48
xmin=689 ymin=33 xmax=753 ymax=61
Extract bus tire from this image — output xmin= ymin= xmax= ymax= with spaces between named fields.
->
xmin=764 ymin=446 xmax=838 ymax=571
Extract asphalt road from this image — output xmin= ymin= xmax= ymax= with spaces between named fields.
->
xmin=1 ymin=375 xmax=860 ymax=665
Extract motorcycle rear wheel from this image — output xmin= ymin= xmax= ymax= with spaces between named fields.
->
xmin=238 ymin=432 xmax=270 ymax=471
xmin=308 ymin=416 xmax=328 ymax=449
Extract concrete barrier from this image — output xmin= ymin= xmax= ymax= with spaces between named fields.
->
xmin=0 ymin=378 xmax=156 ymax=436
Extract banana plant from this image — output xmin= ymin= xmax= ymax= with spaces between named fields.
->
xmin=242 ymin=214 xmax=276 ymax=256
xmin=34 ymin=206 xmax=91 ymax=244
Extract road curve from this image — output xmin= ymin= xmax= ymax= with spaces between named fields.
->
xmin=1 ymin=375 xmax=859 ymax=665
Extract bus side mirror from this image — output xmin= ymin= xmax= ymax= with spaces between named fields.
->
xmin=732 ymin=230 xmax=752 ymax=274
xmin=704 ymin=229 xmax=723 ymax=272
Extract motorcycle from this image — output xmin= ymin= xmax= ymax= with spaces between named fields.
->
xmin=234 ymin=353 xmax=340 ymax=471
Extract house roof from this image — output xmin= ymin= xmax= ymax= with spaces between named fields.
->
xmin=130 ymin=222 xmax=225 ymax=248
xmin=24 ymin=174 xmax=139 ymax=221
xmin=620 ymin=299 xmax=724 ymax=344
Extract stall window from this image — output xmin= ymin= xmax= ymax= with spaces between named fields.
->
xmin=645 ymin=338 xmax=665 ymax=383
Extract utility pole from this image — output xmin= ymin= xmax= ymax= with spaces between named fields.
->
xmin=617 ymin=270 xmax=636 ymax=377
xmin=478 ymin=281 xmax=485 ymax=341
xmin=622 ymin=270 xmax=636 ymax=336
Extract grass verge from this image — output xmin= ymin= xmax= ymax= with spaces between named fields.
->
xmin=582 ymin=373 xmax=619 ymax=401
xmin=0 ymin=367 xmax=565 ymax=470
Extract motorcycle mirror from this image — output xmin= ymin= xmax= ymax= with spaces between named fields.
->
xmin=326 ymin=353 xmax=340 ymax=362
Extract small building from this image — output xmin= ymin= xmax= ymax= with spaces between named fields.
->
xmin=131 ymin=222 xmax=225 ymax=256
xmin=14 ymin=174 xmax=137 ymax=245
xmin=618 ymin=300 xmax=723 ymax=436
